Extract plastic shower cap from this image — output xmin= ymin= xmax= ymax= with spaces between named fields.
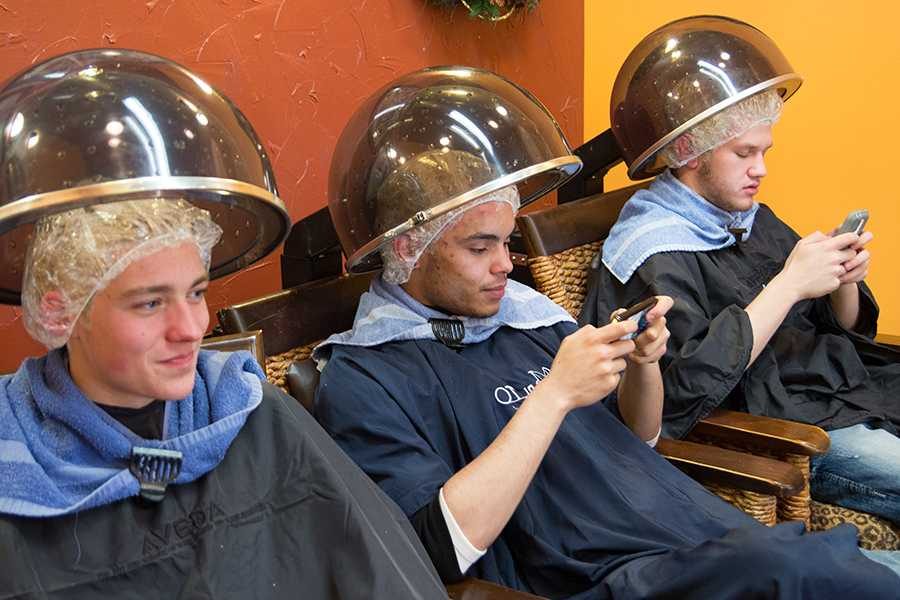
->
xmin=22 ymin=198 xmax=222 ymax=349
xmin=660 ymin=89 xmax=783 ymax=169
xmin=380 ymin=185 xmax=520 ymax=285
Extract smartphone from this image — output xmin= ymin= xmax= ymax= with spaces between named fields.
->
xmin=835 ymin=209 xmax=869 ymax=235
xmin=610 ymin=297 xmax=658 ymax=340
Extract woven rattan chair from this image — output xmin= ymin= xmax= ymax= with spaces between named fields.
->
xmin=516 ymin=183 xmax=900 ymax=549
xmin=217 ymin=272 xmax=375 ymax=394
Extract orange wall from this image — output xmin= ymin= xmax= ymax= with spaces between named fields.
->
xmin=0 ymin=0 xmax=584 ymax=372
xmin=585 ymin=2 xmax=900 ymax=336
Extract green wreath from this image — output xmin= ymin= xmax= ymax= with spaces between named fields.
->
xmin=428 ymin=0 xmax=539 ymax=21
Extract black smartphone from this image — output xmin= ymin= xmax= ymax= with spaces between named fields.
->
xmin=610 ymin=297 xmax=658 ymax=340
xmin=835 ymin=209 xmax=869 ymax=235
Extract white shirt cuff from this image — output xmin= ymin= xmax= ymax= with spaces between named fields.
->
xmin=644 ymin=426 xmax=661 ymax=448
xmin=438 ymin=487 xmax=487 ymax=574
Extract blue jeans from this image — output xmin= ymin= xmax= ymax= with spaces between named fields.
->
xmin=810 ymin=423 xmax=900 ymax=524
xmin=862 ymin=548 xmax=900 ymax=579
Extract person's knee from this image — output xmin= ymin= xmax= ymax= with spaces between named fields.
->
xmin=818 ymin=425 xmax=900 ymax=491
xmin=828 ymin=425 xmax=900 ymax=459
xmin=734 ymin=535 xmax=900 ymax=594
xmin=729 ymin=541 xmax=799 ymax=579
xmin=721 ymin=535 xmax=843 ymax=591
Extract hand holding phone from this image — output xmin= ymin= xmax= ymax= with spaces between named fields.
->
xmin=610 ymin=297 xmax=659 ymax=341
xmin=834 ymin=209 xmax=869 ymax=236
xmin=833 ymin=209 xmax=873 ymax=285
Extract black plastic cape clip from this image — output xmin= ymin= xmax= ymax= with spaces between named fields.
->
xmin=728 ymin=227 xmax=747 ymax=242
xmin=429 ymin=318 xmax=465 ymax=349
xmin=130 ymin=446 xmax=183 ymax=503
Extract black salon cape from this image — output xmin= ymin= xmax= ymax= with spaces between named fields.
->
xmin=581 ymin=204 xmax=900 ymax=440
xmin=0 ymin=383 xmax=445 ymax=599
xmin=315 ymin=322 xmax=897 ymax=599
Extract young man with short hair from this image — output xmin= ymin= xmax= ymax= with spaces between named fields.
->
xmin=0 ymin=198 xmax=444 ymax=598
xmin=582 ymin=87 xmax=900 ymax=525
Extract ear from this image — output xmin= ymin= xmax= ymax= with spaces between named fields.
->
xmin=392 ymin=234 xmax=417 ymax=263
xmin=38 ymin=290 xmax=74 ymax=337
xmin=671 ymin=134 xmax=699 ymax=170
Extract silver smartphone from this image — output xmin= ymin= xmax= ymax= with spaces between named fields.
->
xmin=835 ymin=209 xmax=869 ymax=235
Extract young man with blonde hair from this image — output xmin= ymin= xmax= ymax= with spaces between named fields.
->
xmin=0 ymin=198 xmax=444 ymax=598
xmin=584 ymin=87 xmax=900 ymax=524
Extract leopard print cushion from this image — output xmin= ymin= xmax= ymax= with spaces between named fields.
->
xmin=810 ymin=500 xmax=900 ymax=550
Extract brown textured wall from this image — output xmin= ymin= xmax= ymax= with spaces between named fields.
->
xmin=0 ymin=0 xmax=583 ymax=372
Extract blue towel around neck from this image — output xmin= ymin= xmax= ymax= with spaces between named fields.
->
xmin=0 ymin=349 xmax=264 ymax=517
xmin=313 ymin=277 xmax=574 ymax=366
xmin=601 ymin=169 xmax=759 ymax=284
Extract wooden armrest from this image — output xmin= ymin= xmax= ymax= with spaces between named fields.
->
xmin=285 ymin=359 xmax=320 ymax=413
xmin=447 ymin=578 xmax=546 ymax=599
xmin=656 ymin=438 xmax=804 ymax=499
xmin=876 ymin=332 xmax=900 ymax=349
xmin=689 ymin=409 xmax=830 ymax=457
